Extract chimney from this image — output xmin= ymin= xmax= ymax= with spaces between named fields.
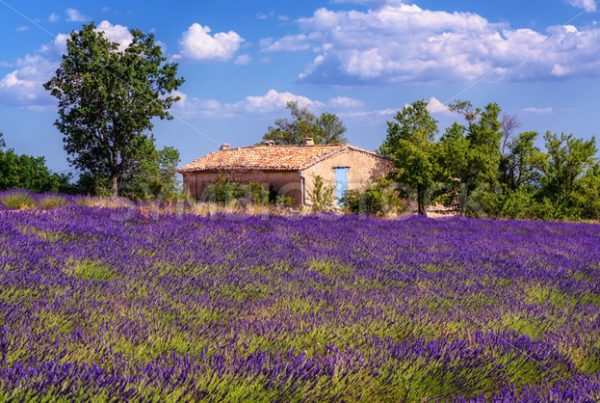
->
xmin=219 ymin=143 xmax=230 ymax=151
xmin=302 ymin=137 xmax=315 ymax=147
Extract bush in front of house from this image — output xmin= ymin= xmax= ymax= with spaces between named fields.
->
xmin=204 ymin=176 xmax=244 ymax=205
xmin=308 ymin=175 xmax=335 ymax=212
xmin=275 ymin=194 xmax=294 ymax=208
xmin=243 ymin=182 xmax=270 ymax=205
xmin=341 ymin=178 xmax=404 ymax=216
xmin=205 ymin=175 xmax=272 ymax=206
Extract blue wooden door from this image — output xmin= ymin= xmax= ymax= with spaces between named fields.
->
xmin=334 ymin=167 xmax=349 ymax=204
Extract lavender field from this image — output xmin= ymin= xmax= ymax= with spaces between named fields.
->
xmin=0 ymin=203 xmax=599 ymax=401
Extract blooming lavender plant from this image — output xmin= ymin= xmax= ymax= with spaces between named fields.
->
xmin=0 ymin=197 xmax=599 ymax=401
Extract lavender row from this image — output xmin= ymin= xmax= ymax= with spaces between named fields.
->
xmin=0 ymin=206 xmax=599 ymax=400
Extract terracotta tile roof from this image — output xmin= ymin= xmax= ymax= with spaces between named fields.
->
xmin=179 ymin=144 xmax=388 ymax=173
xmin=178 ymin=145 xmax=346 ymax=172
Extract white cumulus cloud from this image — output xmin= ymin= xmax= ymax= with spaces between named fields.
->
xmin=96 ymin=20 xmax=133 ymax=51
xmin=66 ymin=8 xmax=88 ymax=22
xmin=245 ymin=89 xmax=321 ymax=112
xmin=260 ymin=33 xmax=320 ymax=52
xmin=0 ymin=55 xmax=56 ymax=107
xmin=173 ymin=89 xmax=365 ymax=117
xmin=328 ymin=96 xmax=365 ymax=109
xmin=331 ymin=0 xmax=406 ymax=4
xmin=522 ymin=107 xmax=554 ymax=114
xmin=176 ymin=23 xmax=244 ymax=61
xmin=426 ymin=97 xmax=451 ymax=115
xmin=0 ymin=20 xmax=134 ymax=109
xmin=234 ymin=54 xmax=252 ymax=66
xmin=262 ymin=3 xmax=600 ymax=84
xmin=567 ymin=0 xmax=597 ymax=12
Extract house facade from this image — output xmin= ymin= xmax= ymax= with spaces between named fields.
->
xmin=178 ymin=139 xmax=394 ymax=207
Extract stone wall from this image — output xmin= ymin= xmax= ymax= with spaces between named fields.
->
xmin=183 ymin=171 xmax=304 ymax=206
xmin=301 ymin=148 xmax=394 ymax=206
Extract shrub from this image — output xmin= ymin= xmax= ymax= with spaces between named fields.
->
xmin=308 ymin=175 xmax=335 ymax=212
xmin=465 ymin=187 xmax=592 ymax=222
xmin=533 ymin=196 xmax=583 ymax=222
xmin=77 ymin=173 xmax=113 ymax=198
xmin=39 ymin=195 xmax=68 ymax=210
xmin=463 ymin=187 xmax=502 ymax=218
xmin=1 ymin=192 xmax=37 ymax=210
xmin=204 ymin=175 xmax=244 ymax=205
xmin=242 ymin=182 xmax=270 ymax=205
xmin=205 ymin=177 xmax=287 ymax=207
xmin=120 ymin=144 xmax=182 ymax=202
xmin=342 ymin=178 xmax=403 ymax=216
xmin=76 ymin=196 xmax=134 ymax=209
xmin=276 ymin=194 xmax=294 ymax=208
xmin=569 ymin=169 xmax=600 ymax=220
xmin=499 ymin=189 xmax=537 ymax=220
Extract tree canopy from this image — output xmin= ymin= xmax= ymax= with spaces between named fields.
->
xmin=0 ymin=132 xmax=71 ymax=193
xmin=380 ymin=100 xmax=439 ymax=216
xmin=120 ymin=140 xmax=181 ymax=201
xmin=371 ymin=99 xmax=599 ymax=220
xmin=44 ymin=23 xmax=184 ymax=196
xmin=263 ymin=102 xmax=347 ymax=145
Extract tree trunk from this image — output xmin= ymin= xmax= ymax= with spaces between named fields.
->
xmin=458 ymin=181 xmax=469 ymax=215
xmin=111 ymin=175 xmax=119 ymax=198
xmin=417 ymin=185 xmax=427 ymax=217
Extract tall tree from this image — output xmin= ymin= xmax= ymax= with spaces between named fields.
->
xmin=500 ymin=114 xmax=521 ymax=155
xmin=120 ymin=139 xmax=181 ymax=201
xmin=447 ymin=101 xmax=504 ymax=212
xmin=380 ymin=100 xmax=439 ymax=216
xmin=541 ymin=132 xmax=597 ymax=199
xmin=263 ymin=102 xmax=347 ymax=145
xmin=438 ymin=122 xmax=470 ymax=204
xmin=574 ymin=163 xmax=600 ymax=219
xmin=44 ymin=23 xmax=184 ymax=196
xmin=499 ymin=131 xmax=543 ymax=191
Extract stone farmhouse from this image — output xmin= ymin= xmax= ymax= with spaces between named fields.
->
xmin=178 ymin=139 xmax=394 ymax=208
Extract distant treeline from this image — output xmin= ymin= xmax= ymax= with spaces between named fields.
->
xmin=0 ymin=133 xmax=73 ymax=194
xmin=0 ymin=132 xmax=180 ymax=201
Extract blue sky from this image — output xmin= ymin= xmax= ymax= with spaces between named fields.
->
xmin=0 ymin=0 xmax=599 ymax=172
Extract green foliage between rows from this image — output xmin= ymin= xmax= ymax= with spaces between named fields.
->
xmin=1 ymin=192 xmax=69 ymax=210
xmin=0 ymin=193 xmax=37 ymax=210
